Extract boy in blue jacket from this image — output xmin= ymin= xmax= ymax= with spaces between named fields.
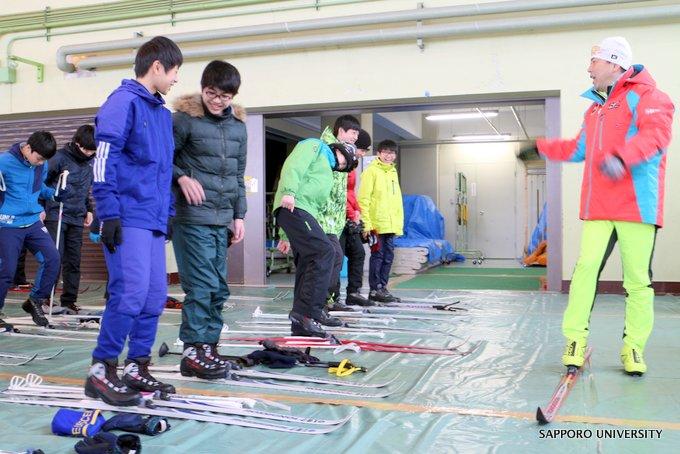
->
xmin=0 ymin=131 xmax=63 ymax=327
xmin=85 ymin=36 xmax=183 ymax=406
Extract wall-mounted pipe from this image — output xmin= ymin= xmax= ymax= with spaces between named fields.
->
xmin=57 ymin=0 xmax=642 ymax=72
xmin=4 ymin=0 xmax=366 ymax=66
xmin=0 ymin=0 xmax=282 ymax=37
xmin=74 ymin=3 xmax=680 ymax=71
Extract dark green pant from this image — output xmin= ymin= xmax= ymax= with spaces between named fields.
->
xmin=172 ymin=223 xmax=229 ymax=344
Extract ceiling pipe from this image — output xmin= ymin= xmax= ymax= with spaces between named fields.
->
xmin=57 ymin=0 xmax=642 ymax=72
xmin=74 ymin=3 xmax=680 ymax=72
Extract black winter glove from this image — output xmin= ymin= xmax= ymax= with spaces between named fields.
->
xmin=517 ymin=141 xmax=541 ymax=161
xmin=100 ymin=218 xmax=123 ymax=253
xmin=53 ymin=185 xmax=71 ymax=203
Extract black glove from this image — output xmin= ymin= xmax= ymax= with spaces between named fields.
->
xmin=100 ymin=218 xmax=123 ymax=253
xmin=53 ymin=185 xmax=70 ymax=203
xmin=74 ymin=432 xmax=141 ymax=454
xmin=517 ymin=141 xmax=540 ymax=161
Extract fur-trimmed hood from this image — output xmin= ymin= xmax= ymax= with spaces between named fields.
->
xmin=173 ymin=94 xmax=246 ymax=122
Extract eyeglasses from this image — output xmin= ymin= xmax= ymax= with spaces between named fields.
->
xmin=204 ymin=88 xmax=233 ymax=103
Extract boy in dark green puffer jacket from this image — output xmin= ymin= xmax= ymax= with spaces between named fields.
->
xmin=171 ymin=60 xmax=247 ymax=379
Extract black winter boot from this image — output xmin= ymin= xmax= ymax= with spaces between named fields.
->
xmin=289 ymin=311 xmax=328 ymax=338
xmin=21 ymin=296 xmax=49 ymax=327
xmin=316 ymin=308 xmax=343 ymax=327
xmin=346 ymin=292 xmax=375 ymax=307
xmin=123 ymin=356 xmax=176 ymax=394
xmin=180 ymin=344 xmax=228 ymax=379
xmin=84 ymin=358 xmax=141 ymax=406
xmin=203 ymin=344 xmax=242 ymax=370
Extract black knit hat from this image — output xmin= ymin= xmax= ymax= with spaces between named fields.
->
xmin=355 ymin=129 xmax=372 ymax=150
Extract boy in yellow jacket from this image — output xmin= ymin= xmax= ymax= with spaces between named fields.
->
xmin=358 ymin=139 xmax=404 ymax=303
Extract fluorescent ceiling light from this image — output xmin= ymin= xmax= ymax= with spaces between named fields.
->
xmin=452 ymin=134 xmax=512 ymax=142
xmin=426 ymin=111 xmax=499 ymax=121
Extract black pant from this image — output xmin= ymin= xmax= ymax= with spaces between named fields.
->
xmin=326 ymin=234 xmax=343 ymax=299
xmin=276 ymin=208 xmax=334 ymax=320
xmin=331 ymin=226 xmax=366 ymax=296
xmin=45 ymin=220 xmax=84 ymax=305
xmin=13 ymin=248 xmax=28 ymax=285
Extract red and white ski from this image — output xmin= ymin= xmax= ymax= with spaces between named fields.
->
xmin=220 ymin=335 xmax=481 ymax=356
xmin=536 ymin=347 xmax=592 ymax=424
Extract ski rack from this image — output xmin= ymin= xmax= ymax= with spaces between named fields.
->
xmin=2 ymin=376 xmax=355 ymax=434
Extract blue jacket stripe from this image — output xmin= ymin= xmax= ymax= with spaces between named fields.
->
xmin=568 ymin=128 xmax=587 ymax=162
xmin=626 ymin=90 xmax=659 ymax=224
xmin=94 ymin=141 xmax=110 ymax=183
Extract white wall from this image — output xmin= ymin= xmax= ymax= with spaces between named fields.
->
xmin=376 ymin=112 xmax=423 ymax=139
xmin=400 ymin=145 xmax=437 ymax=203
xmin=1 ymin=0 xmax=679 ymax=280
xmin=435 ymin=142 xmax=524 ymax=259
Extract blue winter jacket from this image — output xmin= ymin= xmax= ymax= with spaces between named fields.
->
xmin=93 ymin=79 xmax=175 ymax=234
xmin=0 ymin=143 xmax=56 ymax=228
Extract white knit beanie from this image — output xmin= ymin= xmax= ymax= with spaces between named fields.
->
xmin=591 ymin=36 xmax=632 ymax=70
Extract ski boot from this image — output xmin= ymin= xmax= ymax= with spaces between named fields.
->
xmin=327 ymin=300 xmax=356 ymax=312
xmin=289 ymin=311 xmax=328 ymax=338
xmin=316 ymin=308 xmax=343 ymax=327
xmin=84 ymin=358 xmax=141 ymax=406
xmin=346 ymin=292 xmax=375 ymax=307
xmin=21 ymin=296 xmax=49 ymax=327
xmin=122 ymin=356 xmax=176 ymax=394
xmin=368 ymin=288 xmax=398 ymax=304
xmin=201 ymin=343 xmax=241 ymax=370
xmin=620 ymin=345 xmax=646 ymax=376
xmin=61 ymin=302 xmax=81 ymax=314
xmin=0 ymin=317 xmax=15 ymax=333
xmin=180 ymin=344 xmax=228 ymax=379
xmin=562 ymin=338 xmax=587 ymax=367
xmin=381 ymin=288 xmax=401 ymax=302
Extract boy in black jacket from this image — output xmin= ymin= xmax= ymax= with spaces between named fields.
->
xmin=44 ymin=125 xmax=96 ymax=313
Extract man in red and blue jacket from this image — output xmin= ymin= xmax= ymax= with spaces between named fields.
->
xmin=536 ymin=37 xmax=674 ymax=376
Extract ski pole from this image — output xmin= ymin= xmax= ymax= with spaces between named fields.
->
xmin=48 ymin=170 xmax=69 ymax=323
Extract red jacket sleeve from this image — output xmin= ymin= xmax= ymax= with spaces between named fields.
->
xmin=346 ymin=169 xmax=360 ymax=220
xmin=616 ymin=88 xmax=674 ymax=167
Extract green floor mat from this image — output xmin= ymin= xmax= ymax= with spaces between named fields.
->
xmin=425 ymin=266 xmax=546 ymax=276
xmin=395 ymin=273 xmax=543 ymax=291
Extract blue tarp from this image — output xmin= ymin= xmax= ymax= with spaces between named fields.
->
xmin=394 ymin=194 xmax=455 ymax=264
xmin=527 ymin=202 xmax=547 ymax=255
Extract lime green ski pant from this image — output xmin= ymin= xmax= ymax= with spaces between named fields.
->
xmin=563 ymin=220 xmax=657 ymax=352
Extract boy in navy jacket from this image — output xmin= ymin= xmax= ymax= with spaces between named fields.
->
xmin=0 ymin=131 xmax=63 ymax=327
xmin=44 ymin=125 xmax=96 ymax=314
xmin=84 ymin=36 xmax=183 ymax=406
